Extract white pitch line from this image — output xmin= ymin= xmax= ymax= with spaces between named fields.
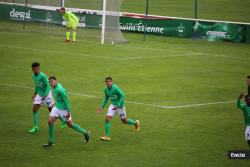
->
xmin=117 ymin=52 xmax=203 ymax=60
xmin=0 ymin=43 xmax=246 ymax=61
xmin=3 ymin=83 xmax=98 ymax=98
xmin=0 ymin=83 xmax=235 ymax=109
xmin=1 ymin=31 xmax=250 ymax=60
xmin=48 ymin=37 xmax=205 ymax=60
xmin=0 ymin=31 xmax=237 ymax=56
xmin=4 ymin=83 xmax=34 ymax=90
xmin=116 ymin=44 xmax=249 ymax=60
xmin=0 ymin=44 xmax=207 ymax=61
xmin=50 ymin=34 xmax=250 ymax=59
xmin=0 ymin=44 xmax=122 ymax=60
xmin=127 ymin=100 xmax=235 ymax=109
xmin=69 ymin=92 xmax=100 ymax=98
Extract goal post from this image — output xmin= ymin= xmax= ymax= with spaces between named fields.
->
xmin=101 ymin=0 xmax=106 ymax=44
xmin=101 ymin=0 xmax=127 ymax=44
xmin=61 ymin=0 xmax=64 ymax=7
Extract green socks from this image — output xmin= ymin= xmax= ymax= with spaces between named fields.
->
xmin=66 ymin=31 xmax=70 ymax=40
xmin=33 ymin=112 xmax=38 ymax=128
xmin=58 ymin=117 xmax=66 ymax=129
xmin=127 ymin=119 xmax=136 ymax=125
xmin=72 ymin=123 xmax=88 ymax=134
xmin=105 ymin=121 xmax=111 ymax=137
xmin=72 ymin=31 xmax=76 ymax=42
xmin=49 ymin=123 xmax=86 ymax=144
xmin=49 ymin=124 xmax=54 ymax=143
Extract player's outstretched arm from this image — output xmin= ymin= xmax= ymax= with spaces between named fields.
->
xmin=238 ymin=93 xmax=244 ymax=99
xmin=237 ymin=93 xmax=245 ymax=110
xmin=101 ymin=91 xmax=109 ymax=110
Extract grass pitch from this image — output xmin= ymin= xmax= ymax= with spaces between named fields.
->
xmin=0 ymin=21 xmax=250 ymax=167
xmin=1 ymin=1 xmax=250 ymax=166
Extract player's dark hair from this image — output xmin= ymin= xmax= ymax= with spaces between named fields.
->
xmin=247 ymin=76 xmax=250 ymax=79
xmin=61 ymin=7 xmax=65 ymax=11
xmin=49 ymin=76 xmax=57 ymax=80
xmin=245 ymin=95 xmax=250 ymax=101
xmin=105 ymin=77 xmax=112 ymax=82
xmin=31 ymin=62 xmax=40 ymax=68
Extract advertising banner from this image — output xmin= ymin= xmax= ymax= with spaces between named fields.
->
xmin=0 ymin=3 xmax=101 ymax=28
xmin=193 ymin=21 xmax=245 ymax=42
xmin=0 ymin=3 xmax=249 ymax=43
xmin=246 ymin=25 xmax=250 ymax=43
xmin=120 ymin=14 xmax=193 ymax=38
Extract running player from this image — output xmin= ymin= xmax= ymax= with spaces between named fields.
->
xmin=28 ymin=62 xmax=54 ymax=133
xmin=28 ymin=62 xmax=66 ymax=133
xmin=97 ymin=77 xmax=140 ymax=141
xmin=43 ymin=76 xmax=90 ymax=147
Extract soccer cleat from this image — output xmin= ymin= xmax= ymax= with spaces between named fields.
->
xmin=43 ymin=141 xmax=55 ymax=148
xmin=64 ymin=39 xmax=70 ymax=42
xmin=135 ymin=120 xmax=140 ymax=131
xmin=28 ymin=127 xmax=39 ymax=133
xmin=100 ymin=136 xmax=111 ymax=141
xmin=84 ymin=132 xmax=90 ymax=144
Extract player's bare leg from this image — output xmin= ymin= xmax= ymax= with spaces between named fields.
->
xmin=65 ymin=116 xmax=89 ymax=143
xmin=47 ymin=106 xmax=66 ymax=129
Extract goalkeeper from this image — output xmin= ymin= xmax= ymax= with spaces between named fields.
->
xmin=58 ymin=7 xmax=79 ymax=42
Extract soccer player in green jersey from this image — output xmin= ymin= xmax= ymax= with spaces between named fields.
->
xmin=58 ymin=7 xmax=79 ymax=42
xmin=43 ymin=76 xmax=90 ymax=147
xmin=237 ymin=93 xmax=250 ymax=149
xmin=28 ymin=62 xmax=55 ymax=133
xmin=29 ymin=62 xmax=66 ymax=133
xmin=97 ymin=77 xmax=140 ymax=141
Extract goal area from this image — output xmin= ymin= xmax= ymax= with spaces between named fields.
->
xmin=0 ymin=0 xmax=127 ymax=44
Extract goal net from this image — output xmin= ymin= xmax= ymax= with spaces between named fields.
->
xmin=101 ymin=0 xmax=127 ymax=44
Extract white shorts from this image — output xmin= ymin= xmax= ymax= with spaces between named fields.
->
xmin=33 ymin=91 xmax=54 ymax=107
xmin=107 ymin=104 xmax=126 ymax=119
xmin=50 ymin=106 xmax=72 ymax=122
xmin=245 ymin=126 xmax=250 ymax=140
